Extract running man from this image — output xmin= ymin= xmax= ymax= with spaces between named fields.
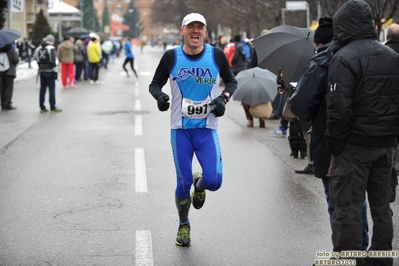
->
xmin=122 ymin=37 xmax=138 ymax=79
xmin=149 ymin=13 xmax=237 ymax=247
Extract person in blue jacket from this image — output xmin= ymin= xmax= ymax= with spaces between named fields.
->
xmin=122 ymin=37 xmax=138 ymax=80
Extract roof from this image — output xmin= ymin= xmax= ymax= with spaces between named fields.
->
xmin=48 ymin=0 xmax=82 ymax=14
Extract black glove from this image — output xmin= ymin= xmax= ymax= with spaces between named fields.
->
xmin=157 ymin=93 xmax=170 ymax=111
xmin=276 ymin=76 xmax=286 ymax=88
xmin=325 ymin=136 xmax=345 ymax=156
xmin=210 ymin=96 xmax=226 ymax=117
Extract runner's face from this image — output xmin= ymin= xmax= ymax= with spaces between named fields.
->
xmin=181 ymin=22 xmax=207 ymax=50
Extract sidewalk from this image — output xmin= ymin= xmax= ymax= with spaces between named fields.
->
xmin=15 ymin=60 xmax=38 ymax=83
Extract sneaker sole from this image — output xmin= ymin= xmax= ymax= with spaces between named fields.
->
xmin=175 ymin=241 xmax=191 ymax=247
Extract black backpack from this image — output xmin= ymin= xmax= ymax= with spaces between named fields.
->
xmin=38 ymin=46 xmax=51 ymax=66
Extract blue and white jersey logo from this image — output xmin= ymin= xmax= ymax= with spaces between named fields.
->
xmin=173 ymin=67 xmax=217 ymax=85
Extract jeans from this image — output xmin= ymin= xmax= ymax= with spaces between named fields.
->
xmin=83 ymin=60 xmax=90 ymax=81
xmin=89 ymin=62 xmax=99 ymax=81
xmin=39 ymin=72 xmax=56 ymax=110
xmin=102 ymin=53 xmax=109 ymax=69
xmin=277 ymin=93 xmax=288 ymax=131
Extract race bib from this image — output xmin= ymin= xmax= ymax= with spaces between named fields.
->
xmin=181 ymin=96 xmax=211 ymax=118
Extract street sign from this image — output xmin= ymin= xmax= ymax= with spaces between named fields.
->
xmin=12 ymin=0 xmax=24 ymax=12
xmin=286 ymin=1 xmax=308 ymax=10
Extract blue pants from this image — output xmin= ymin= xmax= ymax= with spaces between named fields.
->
xmin=171 ymin=128 xmax=223 ymax=199
xmin=83 ymin=60 xmax=90 ymax=81
xmin=277 ymin=93 xmax=289 ymax=131
xmin=102 ymin=53 xmax=109 ymax=69
xmin=39 ymin=72 xmax=56 ymax=110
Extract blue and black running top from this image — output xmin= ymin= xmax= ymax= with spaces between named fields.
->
xmin=149 ymin=44 xmax=237 ymax=129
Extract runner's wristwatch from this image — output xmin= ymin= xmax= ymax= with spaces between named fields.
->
xmin=221 ymin=92 xmax=230 ymax=103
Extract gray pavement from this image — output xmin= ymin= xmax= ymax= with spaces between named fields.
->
xmin=0 ymin=45 xmax=398 ymax=266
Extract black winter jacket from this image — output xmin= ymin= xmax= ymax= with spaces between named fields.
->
xmin=290 ymin=44 xmax=330 ymax=178
xmin=232 ymin=44 xmax=248 ymax=75
xmin=325 ymin=0 xmax=399 ymax=156
xmin=386 ymin=39 xmax=399 ymax=54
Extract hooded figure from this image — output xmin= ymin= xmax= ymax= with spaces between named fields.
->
xmin=325 ymin=1 xmax=399 ymax=265
xmin=290 ymin=13 xmax=371 ymax=251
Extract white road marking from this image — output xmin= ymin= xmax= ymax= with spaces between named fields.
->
xmin=135 ymin=115 xmax=142 ymax=136
xmin=135 ymin=88 xmax=140 ymax=97
xmin=135 ymin=148 xmax=147 ymax=193
xmin=135 ymin=99 xmax=141 ymax=111
xmin=135 ymin=230 xmax=154 ymax=266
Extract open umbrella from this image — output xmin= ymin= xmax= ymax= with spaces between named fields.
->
xmin=96 ymin=32 xmax=109 ymax=42
xmin=252 ymin=25 xmax=315 ymax=83
xmin=0 ymin=29 xmax=21 ymax=47
xmin=67 ymin=27 xmax=89 ymax=35
xmin=233 ymin=67 xmax=278 ymax=107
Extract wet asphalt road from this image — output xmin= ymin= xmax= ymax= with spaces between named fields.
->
xmin=0 ymin=45 xmax=398 ymax=266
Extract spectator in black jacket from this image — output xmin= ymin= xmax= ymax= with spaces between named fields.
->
xmin=385 ymin=22 xmax=399 ymax=211
xmin=326 ymin=1 xmax=399 ymax=265
xmin=385 ymin=23 xmax=399 ymax=53
xmin=290 ymin=15 xmax=369 ymax=251
xmin=33 ymin=34 xmax=62 ymax=113
xmin=0 ymin=44 xmax=19 ymax=110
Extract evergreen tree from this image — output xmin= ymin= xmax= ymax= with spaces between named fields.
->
xmin=123 ymin=0 xmax=140 ymax=38
xmin=81 ymin=0 xmax=99 ymax=32
xmin=0 ymin=1 xmax=7 ymax=30
xmin=102 ymin=5 xmax=110 ymax=32
xmin=93 ymin=9 xmax=100 ymax=32
xmin=30 ymin=9 xmax=52 ymax=43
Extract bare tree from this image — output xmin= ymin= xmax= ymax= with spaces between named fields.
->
xmin=151 ymin=0 xmax=399 ymax=42
xmin=366 ymin=0 xmax=399 ymax=40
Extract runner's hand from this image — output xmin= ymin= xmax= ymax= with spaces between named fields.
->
xmin=210 ymin=96 xmax=225 ymax=117
xmin=157 ymin=93 xmax=170 ymax=111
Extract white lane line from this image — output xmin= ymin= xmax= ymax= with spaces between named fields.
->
xmin=135 ymin=148 xmax=147 ymax=193
xmin=135 ymin=99 xmax=141 ymax=111
xmin=135 ymin=230 xmax=154 ymax=266
xmin=135 ymin=115 xmax=142 ymax=136
xmin=135 ymin=88 xmax=140 ymax=97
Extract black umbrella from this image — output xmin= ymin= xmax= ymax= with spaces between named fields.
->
xmin=0 ymin=29 xmax=21 ymax=47
xmin=67 ymin=27 xmax=89 ymax=35
xmin=233 ymin=67 xmax=278 ymax=107
xmin=252 ymin=25 xmax=315 ymax=83
xmin=96 ymin=32 xmax=109 ymax=42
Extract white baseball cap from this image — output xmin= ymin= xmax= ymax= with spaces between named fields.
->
xmin=181 ymin=13 xmax=207 ymax=27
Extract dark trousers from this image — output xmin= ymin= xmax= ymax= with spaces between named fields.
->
xmin=89 ymin=62 xmax=99 ymax=81
xmin=288 ymin=119 xmax=306 ymax=154
xmin=328 ymin=143 xmax=394 ymax=266
xmin=123 ymin=57 xmax=138 ymax=78
xmin=39 ymin=72 xmax=56 ymax=110
xmin=102 ymin=53 xmax=109 ymax=69
xmin=83 ymin=60 xmax=89 ymax=80
xmin=75 ymin=62 xmax=83 ymax=81
xmin=0 ymin=75 xmax=14 ymax=108
xmin=322 ymin=177 xmax=369 ymax=250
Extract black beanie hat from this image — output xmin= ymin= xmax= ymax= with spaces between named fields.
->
xmin=314 ymin=16 xmax=333 ymax=44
